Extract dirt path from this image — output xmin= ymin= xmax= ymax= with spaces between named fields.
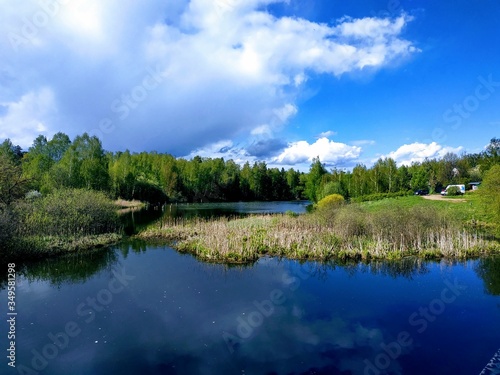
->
xmin=420 ymin=194 xmax=467 ymax=203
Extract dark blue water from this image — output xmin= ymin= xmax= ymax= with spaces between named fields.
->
xmin=1 ymin=242 xmax=499 ymax=375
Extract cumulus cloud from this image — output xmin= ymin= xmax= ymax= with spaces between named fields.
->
xmin=380 ymin=142 xmax=463 ymax=166
xmin=317 ymin=130 xmax=337 ymax=138
xmin=0 ymin=88 xmax=55 ymax=147
xmin=0 ymin=0 xmax=417 ymax=156
xmin=273 ymin=137 xmax=362 ymax=167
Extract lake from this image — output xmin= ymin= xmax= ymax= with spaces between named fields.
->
xmin=1 ymin=241 xmax=500 ymax=375
xmin=122 ymin=200 xmax=311 ymax=234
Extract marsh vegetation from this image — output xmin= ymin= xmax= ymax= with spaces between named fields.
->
xmin=138 ymin=195 xmax=499 ymax=263
xmin=1 ymin=134 xmax=499 ymax=263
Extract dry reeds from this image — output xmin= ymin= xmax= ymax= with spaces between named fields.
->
xmin=138 ymin=204 xmax=498 ymax=263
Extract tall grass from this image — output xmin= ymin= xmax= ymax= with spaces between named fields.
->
xmin=1 ymin=189 xmax=121 ymax=260
xmin=16 ymin=189 xmax=119 ymax=236
xmin=138 ymin=202 xmax=498 ymax=263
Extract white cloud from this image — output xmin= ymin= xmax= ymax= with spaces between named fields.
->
xmin=183 ymin=140 xmax=250 ymax=163
xmin=317 ymin=130 xmax=337 ymax=138
xmin=0 ymin=88 xmax=55 ymax=147
xmin=0 ymin=1 xmax=417 ymax=153
xmin=251 ymin=125 xmax=273 ymax=136
xmin=273 ymin=137 xmax=361 ymax=166
xmin=381 ymin=142 xmax=463 ymax=166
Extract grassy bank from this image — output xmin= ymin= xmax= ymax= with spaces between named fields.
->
xmin=137 ymin=195 xmax=500 ymax=263
xmin=8 ymin=233 xmax=123 ymax=259
xmin=1 ymin=189 xmax=122 ymax=262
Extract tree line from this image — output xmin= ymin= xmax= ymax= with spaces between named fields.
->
xmin=1 ymin=133 xmax=306 ymax=204
xmin=308 ymin=138 xmax=499 ymax=202
xmin=0 ymin=133 xmax=498 ymax=205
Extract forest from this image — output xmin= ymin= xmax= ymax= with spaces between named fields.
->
xmin=1 ymin=133 xmax=499 ymax=205
xmin=1 ymin=132 xmax=499 ymax=261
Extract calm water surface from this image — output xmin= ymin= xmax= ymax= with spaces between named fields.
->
xmin=1 ymin=241 xmax=499 ymax=375
xmin=122 ymin=201 xmax=311 ymax=234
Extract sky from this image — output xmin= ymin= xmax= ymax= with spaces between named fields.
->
xmin=1 ymin=0 xmax=499 ymax=171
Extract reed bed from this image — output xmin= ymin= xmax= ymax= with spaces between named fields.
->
xmin=138 ymin=204 xmax=499 ymax=263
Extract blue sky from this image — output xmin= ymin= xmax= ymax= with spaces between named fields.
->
xmin=1 ymin=0 xmax=499 ymax=171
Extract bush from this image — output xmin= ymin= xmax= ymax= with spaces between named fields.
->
xmin=317 ymin=194 xmax=345 ymax=209
xmin=16 ymin=189 xmax=120 ymax=237
xmin=333 ymin=205 xmax=368 ymax=238
xmin=446 ymin=186 xmax=462 ymax=196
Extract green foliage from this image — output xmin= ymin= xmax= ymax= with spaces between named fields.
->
xmin=0 ymin=153 xmax=30 ymax=206
xmin=16 ymin=189 xmax=119 ymax=237
xmin=0 ymin=207 xmax=18 ymax=251
xmin=305 ymin=157 xmax=327 ymax=202
xmin=351 ymin=191 xmax=411 ymax=203
xmin=132 ymin=181 xmax=167 ymax=203
xmin=3 ymin=132 xmax=500 ymax=210
xmin=446 ymin=186 xmax=462 ymax=196
xmin=478 ymin=164 xmax=500 ymax=225
xmin=317 ymin=194 xmax=345 ymax=209
xmin=318 ymin=181 xmax=344 ymax=201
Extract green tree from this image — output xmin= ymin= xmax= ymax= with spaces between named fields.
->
xmin=305 ymin=157 xmax=327 ymax=202
xmin=51 ymin=133 xmax=109 ymax=191
xmin=0 ymin=139 xmax=23 ymax=164
xmin=481 ymin=137 xmax=500 ymax=172
xmin=351 ymin=164 xmax=369 ymax=197
xmin=0 ymin=153 xmax=30 ymax=206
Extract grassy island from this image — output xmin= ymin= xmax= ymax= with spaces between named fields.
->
xmin=137 ymin=194 xmax=500 ymax=264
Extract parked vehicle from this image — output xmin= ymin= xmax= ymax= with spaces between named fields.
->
xmin=414 ymin=189 xmax=429 ymax=195
xmin=440 ymin=184 xmax=465 ymax=195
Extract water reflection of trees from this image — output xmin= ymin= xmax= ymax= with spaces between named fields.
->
xmin=475 ymin=256 xmax=500 ymax=295
xmin=0 ymin=248 xmax=119 ymax=288
xmin=291 ymin=257 xmax=431 ymax=280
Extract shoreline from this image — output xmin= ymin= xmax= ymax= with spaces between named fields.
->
xmin=1 ymin=233 xmax=123 ymax=263
xmin=136 ymin=213 xmax=500 ymax=264
xmin=5 ymin=194 xmax=500 ymax=265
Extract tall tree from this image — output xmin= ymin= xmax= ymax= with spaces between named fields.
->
xmin=305 ymin=157 xmax=327 ymax=202
xmin=0 ymin=153 xmax=29 ymax=206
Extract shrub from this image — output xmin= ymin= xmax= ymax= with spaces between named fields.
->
xmin=446 ymin=186 xmax=462 ymax=196
xmin=317 ymin=194 xmax=345 ymax=209
xmin=333 ymin=205 xmax=368 ymax=238
xmin=17 ymin=189 xmax=120 ymax=237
